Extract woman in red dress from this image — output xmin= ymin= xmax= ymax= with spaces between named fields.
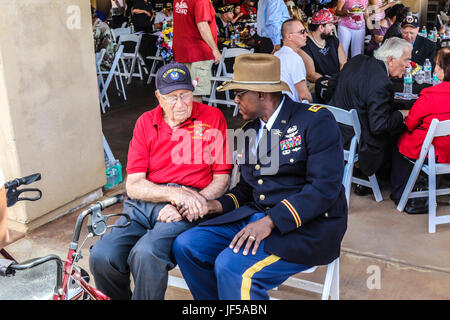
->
xmin=390 ymin=47 xmax=450 ymax=214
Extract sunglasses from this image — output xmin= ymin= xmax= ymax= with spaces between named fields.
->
xmin=291 ymin=29 xmax=308 ymax=35
xmin=233 ymin=89 xmax=249 ymax=99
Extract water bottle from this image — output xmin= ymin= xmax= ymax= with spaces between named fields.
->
xmin=421 ymin=26 xmax=427 ymax=38
xmin=423 ymin=58 xmax=432 ymax=83
xmin=403 ymin=67 xmax=413 ymax=98
xmin=105 ymin=159 xmax=123 ymax=190
xmin=432 ymin=72 xmax=440 ymax=86
xmin=162 ymin=21 xmax=167 ymax=30
xmin=230 ymin=33 xmax=236 ymax=48
xmin=236 ymin=32 xmax=240 ymax=44
xmin=432 ymin=27 xmax=438 ymax=42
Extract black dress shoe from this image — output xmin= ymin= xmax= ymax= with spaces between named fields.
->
xmin=354 ymin=184 xmax=372 ymax=196
xmin=404 ymin=197 xmax=429 ymax=214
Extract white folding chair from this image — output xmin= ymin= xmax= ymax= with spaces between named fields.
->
xmin=146 ymin=47 xmax=165 ymax=85
xmin=271 ymin=258 xmax=340 ymax=300
xmin=324 ymin=104 xmax=383 ymax=205
xmin=396 ymin=119 xmax=450 ymax=233
xmin=118 ymin=33 xmax=146 ymax=84
xmin=95 ymin=49 xmax=110 ymax=113
xmin=111 ymin=27 xmax=131 ymax=43
xmin=204 ymin=47 xmax=254 ymax=116
xmin=98 ymin=45 xmax=127 ymax=112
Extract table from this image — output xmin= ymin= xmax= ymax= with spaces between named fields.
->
xmin=313 ymin=77 xmax=433 ymax=109
xmin=221 ymin=40 xmax=250 ymax=49
xmin=391 ymin=78 xmax=432 ymax=110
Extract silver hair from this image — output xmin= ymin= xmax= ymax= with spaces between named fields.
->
xmin=373 ymin=37 xmax=413 ymax=62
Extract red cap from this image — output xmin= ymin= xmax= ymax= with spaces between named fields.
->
xmin=310 ymin=9 xmax=337 ymax=25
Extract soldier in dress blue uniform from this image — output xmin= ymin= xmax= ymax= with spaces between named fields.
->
xmin=172 ymin=53 xmax=348 ymax=300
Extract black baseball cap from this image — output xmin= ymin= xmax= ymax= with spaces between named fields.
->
xmin=401 ymin=15 xmax=419 ymax=28
xmin=156 ymin=63 xmax=195 ymax=95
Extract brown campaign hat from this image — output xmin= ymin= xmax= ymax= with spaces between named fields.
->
xmin=217 ymin=53 xmax=291 ymax=93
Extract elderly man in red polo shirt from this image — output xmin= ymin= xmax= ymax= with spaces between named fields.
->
xmin=89 ymin=63 xmax=233 ymax=300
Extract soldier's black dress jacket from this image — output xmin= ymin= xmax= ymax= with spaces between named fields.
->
xmin=201 ymin=96 xmax=348 ymax=267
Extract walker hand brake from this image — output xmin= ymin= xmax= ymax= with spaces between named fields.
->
xmin=4 ymin=173 xmax=42 ymax=207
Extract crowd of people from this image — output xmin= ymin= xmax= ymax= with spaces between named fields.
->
xmin=1 ymin=0 xmax=449 ymax=301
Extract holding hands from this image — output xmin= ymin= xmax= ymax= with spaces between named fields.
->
xmin=158 ymin=186 xmax=208 ymax=223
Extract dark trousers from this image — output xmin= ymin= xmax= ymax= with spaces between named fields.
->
xmin=390 ymin=147 xmax=414 ymax=200
xmin=390 ymin=147 xmax=438 ymax=200
xmin=89 ymin=198 xmax=197 ymax=300
xmin=111 ymin=15 xmax=126 ymax=29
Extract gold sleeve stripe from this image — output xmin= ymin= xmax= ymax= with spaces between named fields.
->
xmin=226 ymin=193 xmax=239 ymax=209
xmin=281 ymin=199 xmax=301 ymax=228
xmin=241 ymin=254 xmax=280 ymax=300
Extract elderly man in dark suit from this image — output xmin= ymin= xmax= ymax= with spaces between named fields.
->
xmin=400 ymin=15 xmax=436 ymax=68
xmin=172 ymin=53 xmax=348 ymax=300
xmin=329 ymin=37 xmax=412 ymax=198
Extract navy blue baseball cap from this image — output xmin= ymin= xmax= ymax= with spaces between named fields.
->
xmin=155 ymin=63 xmax=195 ymax=95
xmin=401 ymin=15 xmax=419 ymax=28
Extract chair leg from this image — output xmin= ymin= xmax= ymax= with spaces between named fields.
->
xmin=397 ymin=162 xmax=422 ymax=212
xmin=321 ymin=262 xmax=335 ymax=300
xmin=330 ymin=259 xmax=340 ymax=300
xmin=343 ymin=162 xmax=354 ymax=205
xmin=368 ymin=174 xmax=383 ymax=202
xmin=428 ymin=162 xmax=437 ymax=233
xmin=127 ymin=57 xmax=137 ymax=85
xmin=233 ymin=104 xmax=239 ymax=117
xmin=117 ymin=67 xmax=127 ymax=101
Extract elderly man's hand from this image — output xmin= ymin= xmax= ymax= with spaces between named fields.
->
xmin=157 ymin=204 xmax=183 ymax=223
xmin=170 ymin=186 xmax=208 ymax=222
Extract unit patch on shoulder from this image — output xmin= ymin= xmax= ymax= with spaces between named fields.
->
xmin=308 ymin=104 xmax=327 ymax=112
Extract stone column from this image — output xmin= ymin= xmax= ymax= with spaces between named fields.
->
xmin=0 ymin=0 xmax=106 ymax=232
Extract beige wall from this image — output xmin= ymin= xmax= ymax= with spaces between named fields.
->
xmin=0 ymin=0 xmax=106 ymax=232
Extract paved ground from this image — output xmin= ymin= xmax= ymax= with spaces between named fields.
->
xmin=3 ymin=78 xmax=450 ymax=300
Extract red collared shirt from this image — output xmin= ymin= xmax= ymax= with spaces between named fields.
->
xmin=173 ymin=0 xmax=217 ymax=63
xmin=127 ymin=102 xmax=233 ymax=189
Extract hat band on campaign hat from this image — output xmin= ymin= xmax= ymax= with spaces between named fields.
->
xmin=231 ymin=80 xmax=284 ymax=85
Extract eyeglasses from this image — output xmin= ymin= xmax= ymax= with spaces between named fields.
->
xmin=233 ymin=89 xmax=249 ymax=99
xmin=160 ymin=92 xmax=193 ymax=106
xmin=291 ymin=29 xmax=308 ymax=35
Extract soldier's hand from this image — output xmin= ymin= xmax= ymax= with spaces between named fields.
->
xmin=229 ymin=215 xmax=275 ymax=256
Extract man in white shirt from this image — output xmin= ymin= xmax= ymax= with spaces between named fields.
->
xmin=154 ymin=3 xmax=173 ymax=29
xmin=274 ymin=18 xmax=313 ymax=103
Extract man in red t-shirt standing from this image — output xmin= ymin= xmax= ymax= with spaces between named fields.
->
xmin=173 ymin=0 xmax=221 ymax=101
xmin=89 ymin=63 xmax=233 ymax=300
